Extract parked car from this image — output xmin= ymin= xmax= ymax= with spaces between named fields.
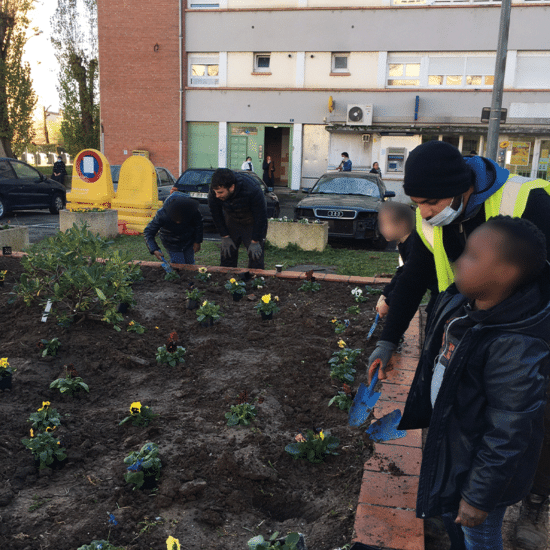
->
xmin=110 ymin=165 xmax=176 ymax=201
xmin=0 ymin=158 xmax=66 ymax=218
xmin=294 ymin=172 xmax=395 ymax=249
xmin=170 ymin=168 xmax=280 ymax=222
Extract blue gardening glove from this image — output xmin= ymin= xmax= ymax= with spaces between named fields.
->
xmin=248 ymin=242 xmax=262 ymax=261
xmin=368 ymin=340 xmax=397 ymax=384
xmin=220 ymin=236 xmax=236 ymax=258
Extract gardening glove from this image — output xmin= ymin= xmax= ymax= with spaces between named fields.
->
xmin=367 ymin=340 xmax=397 ymax=384
xmin=220 ymin=236 xmax=236 ymax=258
xmin=248 ymin=241 xmax=262 ymax=261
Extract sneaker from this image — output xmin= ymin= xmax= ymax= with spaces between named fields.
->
xmin=515 ymin=493 xmax=549 ymax=550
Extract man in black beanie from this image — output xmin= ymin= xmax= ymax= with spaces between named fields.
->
xmin=367 ymin=140 xmax=550 ymax=550
xmin=144 ymin=192 xmax=203 ymax=264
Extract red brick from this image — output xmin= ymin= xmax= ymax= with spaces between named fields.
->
xmin=384 ymin=367 xmax=415 ymax=386
xmin=378 ymin=427 xmax=422 ymax=448
xmin=390 ymin=354 xmax=420 ymax=372
xmin=378 ymin=383 xmax=410 ymax=403
xmin=358 ymin=470 xmax=419 ymax=509
xmin=354 ymin=503 xmax=424 ymax=550
xmin=364 ymin=444 xmax=422 ymax=476
xmin=322 ymin=273 xmax=350 ymax=283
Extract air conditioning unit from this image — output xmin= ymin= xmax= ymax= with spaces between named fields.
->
xmin=362 ymin=134 xmax=371 ymax=143
xmin=347 ymin=104 xmax=373 ymax=126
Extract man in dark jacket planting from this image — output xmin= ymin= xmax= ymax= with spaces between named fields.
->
xmin=399 ymin=216 xmax=550 ymax=549
xmin=144 ymin=192 xmax=203 ymax=264
xmin=208 ymin=168 xmax=268 ymax=269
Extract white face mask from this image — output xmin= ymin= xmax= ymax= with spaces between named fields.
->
xmin=427 ymin=197 xmax=464 ymax=227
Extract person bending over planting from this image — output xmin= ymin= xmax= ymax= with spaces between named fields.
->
xmin=144 ymin=192 xmax=203 ymax=264
xmin=398 ymin=216 xmax=550 ymax=550
xmin=208 ymin=168 xmax=268 ymax=270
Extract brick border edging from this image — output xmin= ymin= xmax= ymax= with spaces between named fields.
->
xmin=353 ymin=311 xmax=424 ymax=550
xmin=0 ymin=252 xmax=392 ymax=285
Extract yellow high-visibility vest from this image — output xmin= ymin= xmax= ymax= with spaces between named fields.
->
xmin=416 ymin=175 xmax=550 ymax=292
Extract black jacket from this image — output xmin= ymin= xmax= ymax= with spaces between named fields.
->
xmin=144 ymin=194 xmax=203 ymax=254
xmin=380 ymin=164 xmax=550 ymax=344
xmin=382 ymin=233 xmax=438 ymax=307
xmin=208 ymin=172 xmax=268 ymax=242
xmin=399 ymin=274 xmax=550 ymax=518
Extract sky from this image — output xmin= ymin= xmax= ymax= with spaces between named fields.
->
xmin=23 ymin=0 xmax=60 ymax=112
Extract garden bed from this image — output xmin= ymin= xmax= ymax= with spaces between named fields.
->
xmin=0 ymin=256 xmax=385 ymax=550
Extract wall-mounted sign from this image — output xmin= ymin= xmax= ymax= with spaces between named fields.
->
xmin=510 ymin=142 xmax=531 ymax=166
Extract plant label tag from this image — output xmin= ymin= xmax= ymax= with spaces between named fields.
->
xmin=41 ymin=300 xmax=53 ymax=322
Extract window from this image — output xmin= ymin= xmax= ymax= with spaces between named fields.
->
xmin=331 ymin=53 xmax=349 ymax=74
xmin=387 ymin=61 xmax=421 ymax=86
xmin=387 ymin=54 xmax=494 ymax=88
xmin=0 ymin=160 xmax=13 ymax=178
xmin=254 ymin=53 xmax=271 ymax=73
xmin=11 ymin=160 xmax=39 ymax=180
xmin=189 ymin=55 xmax=219 ymax=86
xmin=515 ymin=53 xmax=550 ymax=88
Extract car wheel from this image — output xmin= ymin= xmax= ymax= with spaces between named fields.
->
xmin=49 ymin=193 xmax=65 ymax=214
xmin=0 ymin=196 xmax=6 ymax=219
xmin=371 ymin=235 xmax=388 ymax=250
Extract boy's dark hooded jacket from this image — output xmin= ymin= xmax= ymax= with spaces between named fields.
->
xmin=399 ymin=270 xmax=550 ymax=519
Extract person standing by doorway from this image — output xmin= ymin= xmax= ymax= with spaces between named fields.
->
xmin=51 ymin=155 xmax=67 ymax=185
xmin=370 ymin=161 xmax=382 ymax=177
xmin=337 ymin=152 xmax=352 ymax=171
xmin=263 ymin=155 xmax=275 ymax=187
xmin=241 ymin=157 xmax=254 ymax=171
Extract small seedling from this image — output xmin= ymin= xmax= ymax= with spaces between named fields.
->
xmin=195 ymin=266 xmax=211 ymax=282
xmin=38 ymin=337 xmax=61 ymax=357
xmin=28 ymin=401 xmax=61 ymax=432
xmin=164 ymin=271 xmax=180 ymax=282
xmin=330 ymin=318 xmax=349 ymax=335
xmin=124 ymin=442 xmax=162 ymax=490
xmin=76 ymin=541 xmax=124 ymax=550
xmin=127 ymin=320 xmax=146 ymax=334
xmin=328 ymin=392 xmax=353 ymax=412
xmin=225 ymin=403 xmax=257 ymax=426
xmin=346 ymin=305 xmax=360 ymax=315
xmin=351 ymin=287 xmax=368 ymax=303
xmin=119 ymin=401 xmax=159 ymax=427
xmin=248 ymin=532 xmax=301 ymax=550
xmin=21 ymin=431 xmax=67 ymax=469
xmin=285 ymin=429 xmax=340 ymax=464
xmin=298 ymin=280 xmax=321 ymax=292
xmin=28 ymin=494 xmax=51 ymax=512
xmin=224 ymin=277 xmax=246 ymax=296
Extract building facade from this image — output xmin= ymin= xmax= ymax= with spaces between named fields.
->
xmin=98 ymin=0 xmax=550 ymax=200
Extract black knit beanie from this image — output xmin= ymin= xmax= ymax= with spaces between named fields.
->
xmin=403 ymin=141 xmax=473 ymax=199
xmin=164 ymin=195 xmax=197 ymax=223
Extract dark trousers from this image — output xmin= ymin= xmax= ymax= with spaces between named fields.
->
xmin=221 ymin=220 xmax=265 ymax=270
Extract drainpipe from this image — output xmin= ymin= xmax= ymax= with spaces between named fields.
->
xmin=179 ymin=0 xmax=184 ymax=175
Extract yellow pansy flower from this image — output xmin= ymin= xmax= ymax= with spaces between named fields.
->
xmin=129 ymin=321 xmax=135 ymax=326
xmin=331 ymin=318 xmax=337 ymax=324
xmin=337 ymin=339 xmax=346 ymax=349
xmin=319 ymin=430 xmax=325 ymax=440
xmin=46 ymin=426 xmax=56 ymax=432
xmin=30 ymin=428 xmax=34 ymax=438
xmin=37 ymin=401 xmax=50 ymax=411
xmin=166 ymin=536 xmax=181 ymax=550
xmin=229 ymin=278 xmax=236 ymax=284
xmin=274 ymin=296 xmax=279 ymax=302
xmin=198 ymin=267 xmax=207 ymax=273
xmin=130 ymin=402 xmax=142 ymax=414
xmin=261 ymin=294 xmax=271 ymax=304
xmin=0 ymin=357 xmax=8 ymax=369
xmin=202 ymin=300 xmax=208 ymax=306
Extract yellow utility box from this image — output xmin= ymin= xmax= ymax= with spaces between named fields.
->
xmin=66 ymin=149 xmax=114 ymax=210
xmin=112 ymin=155 xmax=162 ymax=233
xmin=132 ymin=150 xmax=149 ymax=159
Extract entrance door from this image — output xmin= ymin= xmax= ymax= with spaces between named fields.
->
xmin=229 ymin=136 xmax=248 ymax=170
xmin=264 ymin=127 xmax=290 ymax=187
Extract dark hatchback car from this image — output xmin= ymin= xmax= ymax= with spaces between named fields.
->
xmin=294 ymin=172 xmax=395 ymax=249
xmin=171 ymin=168 xmax=280 ymax=222
xmin=0 ymin=158 xmax=66 ymax=218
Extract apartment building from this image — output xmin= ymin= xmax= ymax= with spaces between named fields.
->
xmin=97 ymin=0 xmax=550 ymax=199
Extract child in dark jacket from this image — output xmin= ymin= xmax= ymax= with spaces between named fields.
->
xmin=144 ymin=192 xmax=203 ymax=264
xmin=376 ymin=201 xmax=438 ymax=321
xmin=399 ymin=216 xmax=550 ymax=550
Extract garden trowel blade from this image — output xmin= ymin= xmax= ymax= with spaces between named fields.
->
xmin=365 ymin=409 xmax=407 ymax=442
xmin=366 ymin=312 xmax=380 ymax=342
xmin=159 ymin=254 xmax=173 ymax=273
xmin=348 ymin=371 xmax=380 ymax=427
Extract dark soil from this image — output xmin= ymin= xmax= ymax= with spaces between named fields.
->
xmin=0 ymin=257 xmax=384 ymax=550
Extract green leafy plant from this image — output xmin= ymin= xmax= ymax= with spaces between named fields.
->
xmin=196 ymin=300 xmax=223 ymax=324
xmin=28 ymin=401 xmax=62 ymax=432
xmin=329 ymin=362 xmax=356 ymax=384
xmin=186 ymin=286 xmax=205 ymax=301
xmin=346 ymin=305 xmax=361 ymax=315
xmin=251 ymin=276 xmax=266 ymax=289
xmin=285 ymin=429 xmax=340 ymax=463
xmin=14 ymin=224 xmax=141 ymax=330
xmin=77 ymin=541 xmax=124 ymax=550
xmin=195 ymin=266 xmax=211 ymax=282
xmin=366 ymin=285 xmax=383 ymax=296
xmin=329 ymin=392 xmax=354 ymax=412
xmin=248 ymin=532 xmax=301 ymax=550
xmin=21 ymin=431 xmax=67 ymax=469
xmin=298 ymin=280 xmax=321 ymax=292
xmin=50 ymin=365 xmax=89 ymax=396
xmin=330 ymin=318 xmax=349 ymax=334
xmin=124 ymin=442 xmax=162 ymax=490
xmin=0 ymin=357 xmax=15 ymax=378
xmin=225 ymin=403 xmax=257 ymax=426
xmin=156 ymin=345 xmax=186 ymax=366
xmin=254 ymin=294 xmax=280 ymax=315
xmin=38 ymin=337 xmax=61 ymax=357
xmin=119 ymin=401 xmax=159 ymax=427
xmin=164 ymin=271 xmax=180 ymax=282
xmin=224 ymin=277 xmax=247 ymax=295
xmin=127 ymin=320 xmax=146 ymax=334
